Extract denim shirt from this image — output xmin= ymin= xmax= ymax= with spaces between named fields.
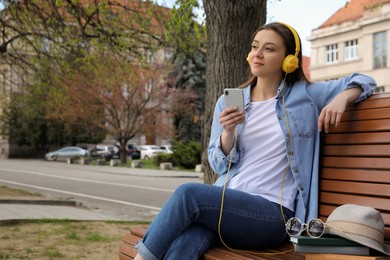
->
xmin=208 ymin=73 xmax=376 ymax=222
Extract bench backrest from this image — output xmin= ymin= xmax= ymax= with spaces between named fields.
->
xmin=319 ymin=92 xmax=390 ymax=241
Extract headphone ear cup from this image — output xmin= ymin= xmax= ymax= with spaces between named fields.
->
xmin=282 ymin=54 xmax=299 ymax=73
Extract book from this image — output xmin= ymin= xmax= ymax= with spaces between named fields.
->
xmin=305 ymin=254 xmax=389 ymax=260
xmin=290 ymin=235 xmax=362 ymax=246
xmin=293 ymin=244 xmax=370 ymax=256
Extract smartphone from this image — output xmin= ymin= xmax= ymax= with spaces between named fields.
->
xmin=224 ymin=88 xmax=244 ymax=112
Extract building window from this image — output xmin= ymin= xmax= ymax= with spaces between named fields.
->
xmin=344 ymin=39 xmax=358 ymax=61
xmin=326 ymin=44 xmax=338 ymax=64
xmin=373 ymin=31 xmax=387 ymax=69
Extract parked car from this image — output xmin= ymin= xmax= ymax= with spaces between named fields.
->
xmin=90 ymin=145 xmax=119 ymax=160
xmin=45 ymin=146 xmax=89 ymax=161
xmin=137 ymin=145 xmax=166 ymax=159
xmin=126 ymin=144 xmax=141 ymax=159
xmin=160 ymin=145 xmax=173 ymax=154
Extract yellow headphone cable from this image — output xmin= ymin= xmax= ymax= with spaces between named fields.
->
xmin=217 ymin=75 xmax=294 ymax=255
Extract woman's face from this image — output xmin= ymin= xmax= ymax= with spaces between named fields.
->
xmin=248 ymin=29 xmax=286 ymax=78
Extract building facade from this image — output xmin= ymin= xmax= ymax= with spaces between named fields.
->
xmin=309 ymin=0 xmax=390 ymax=93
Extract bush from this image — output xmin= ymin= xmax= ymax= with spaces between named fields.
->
xmin=153 ymin=153 xmax=176 ymax=166
xmin=171 ymin=140 xmax=201 ymax=169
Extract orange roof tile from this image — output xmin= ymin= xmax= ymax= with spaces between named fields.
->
xmin=318 ymin=0 xmax=390 ymax=29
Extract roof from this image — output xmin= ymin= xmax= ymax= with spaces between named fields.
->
xmin=317 ymin=0 xmax=390 ymax=29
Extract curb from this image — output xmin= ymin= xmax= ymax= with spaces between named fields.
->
xmin=0 ymin=199 xmax=77 ymax=206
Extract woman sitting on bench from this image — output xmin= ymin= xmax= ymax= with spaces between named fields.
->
xmin=134 ymin=22 xmax=376 ymax=260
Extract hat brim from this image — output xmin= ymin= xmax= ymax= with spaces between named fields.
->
xmin=327 ymin=227 xmax=390 ymax=256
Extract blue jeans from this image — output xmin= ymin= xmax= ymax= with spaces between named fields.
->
xmin=135 ymin=183 xmax=293 ymax=260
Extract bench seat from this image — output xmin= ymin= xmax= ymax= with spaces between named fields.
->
xmin=119 ymin=93 xmax=390 ymax=259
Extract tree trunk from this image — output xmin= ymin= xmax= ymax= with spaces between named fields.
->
xmin=119 ymin=141 xmax=128 ymax=164
xmin=202 ymin=1 xmax=266 ymax=184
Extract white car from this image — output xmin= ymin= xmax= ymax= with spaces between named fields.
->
xmin=45 ymin=146 xmax=89 ymax=161
xmin=160 ymin=145 xmax=173 ymax=154
xmin=138 ymin=145 xmax=166 ymax=159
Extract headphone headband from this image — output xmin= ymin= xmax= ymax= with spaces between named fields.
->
xmin=279 ymin=22 xmax=300 ymax=57
xmin=278 ymin=22 xmax=300 ymax=73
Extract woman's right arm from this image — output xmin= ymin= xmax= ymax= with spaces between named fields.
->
xmin=208 ymin=96 xmax=244 ymax=174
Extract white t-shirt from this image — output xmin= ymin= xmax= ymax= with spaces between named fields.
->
xmin=227 ymin=97 xmax=297 ymax=211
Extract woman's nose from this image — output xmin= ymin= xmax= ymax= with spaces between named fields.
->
xmin=252 ymin=48 xmax=263 ymax=58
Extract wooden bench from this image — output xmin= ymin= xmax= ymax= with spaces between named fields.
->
xmin=118 ymin=92 xmax=390 ymax=259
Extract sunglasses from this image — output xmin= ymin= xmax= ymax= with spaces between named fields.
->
xmin=285 ymin=217 xmax=326 ymax=238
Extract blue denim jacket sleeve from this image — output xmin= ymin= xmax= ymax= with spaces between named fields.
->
xmin=307 ymin=73 xmax=376 ymax=108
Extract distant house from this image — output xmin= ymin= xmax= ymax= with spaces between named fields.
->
xmin=308 ymin=0 xmax=390 ymax=93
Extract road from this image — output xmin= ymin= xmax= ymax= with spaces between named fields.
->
xmin=0 ymin=159 xmax=203 ymax=221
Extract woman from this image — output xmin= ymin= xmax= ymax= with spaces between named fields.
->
xmin=135 ymin=22 xmax=376 ymax=260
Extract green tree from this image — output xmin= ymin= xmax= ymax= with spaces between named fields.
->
xmin=46 ymin=50 xmax=170 ymax=163
xmin=165 ymin=0 xmax=206 ymax=142
xmin=0 ymin=1 xmax=172 ymax=160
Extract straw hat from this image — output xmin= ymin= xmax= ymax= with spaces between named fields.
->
xmin=325 ymin=204 xmax=390 ymax=256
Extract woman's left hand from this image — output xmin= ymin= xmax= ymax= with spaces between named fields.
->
xmin=318 ymin=88 xmax=362 ymax=133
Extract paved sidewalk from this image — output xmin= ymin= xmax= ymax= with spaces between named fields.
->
xmin=0 ymin=165 xmax=203 ymax=223
xmin=66 ymin=163 xmax=204 ymax=178
xmin=0 ymin=204 xmax=120 ymax=222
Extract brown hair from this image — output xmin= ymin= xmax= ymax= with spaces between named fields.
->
xmin=239 ymin=22 xmax=310 ymax=88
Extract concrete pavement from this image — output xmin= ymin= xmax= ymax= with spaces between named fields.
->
xmin=0 ymin=164 xmax=204 ymax=223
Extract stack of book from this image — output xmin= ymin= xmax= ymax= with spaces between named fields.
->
xmin=290 ymin=235 xmax=370 ymax=256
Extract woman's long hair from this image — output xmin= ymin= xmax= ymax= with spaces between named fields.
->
xmin=240 ymin=22 xmax=310 ymax=88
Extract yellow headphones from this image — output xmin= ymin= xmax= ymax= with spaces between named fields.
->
xmin=246 ymin=22 xmax=300 ymax=74
xmin=280 ymin=22 xmax=300 ymax=74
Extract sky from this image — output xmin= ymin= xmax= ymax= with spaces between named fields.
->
xmin=156 ymin=0 xmax=348 ymax=56
xmin=266 ymin=0 xmax=348 ymax=55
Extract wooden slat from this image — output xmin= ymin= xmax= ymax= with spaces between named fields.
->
xmin=305 ymin=253 xmax=390 ymax=259
xmin=320 ymin=168 xmax=390 ymax=184
xmin=123 ymin=231 xmax=141 ymax=245
xmin=319 ymin=205 xmax=390 ymax=220
xmin=319 ymin=192 xmax=390 ymax=211
xmin=328 ymin=119 xmax=390 ymax=133
xmin=119 ymin=229 xmax=146 ymax=260
xmin=321 ymin=157 xmax=390 ymax=170
xmin=321 ymin=132 xmax=390 ymax=145
xmin=321 ymin=144 xmax=390 ymax=157
xmin=130 ymin=225 xmax=148 ymax=237
xmin=320 ymin=180 xmax=390 ymax=197
xmin=119 ymin=242 xmax=137 ymax=258
xmin=345 ymin=93 xmax=390 ymax=110
xmin=342 ymin=107 xmax=390 ymax=121
xmin=205 ymin=244 xmax=303 ymax=260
